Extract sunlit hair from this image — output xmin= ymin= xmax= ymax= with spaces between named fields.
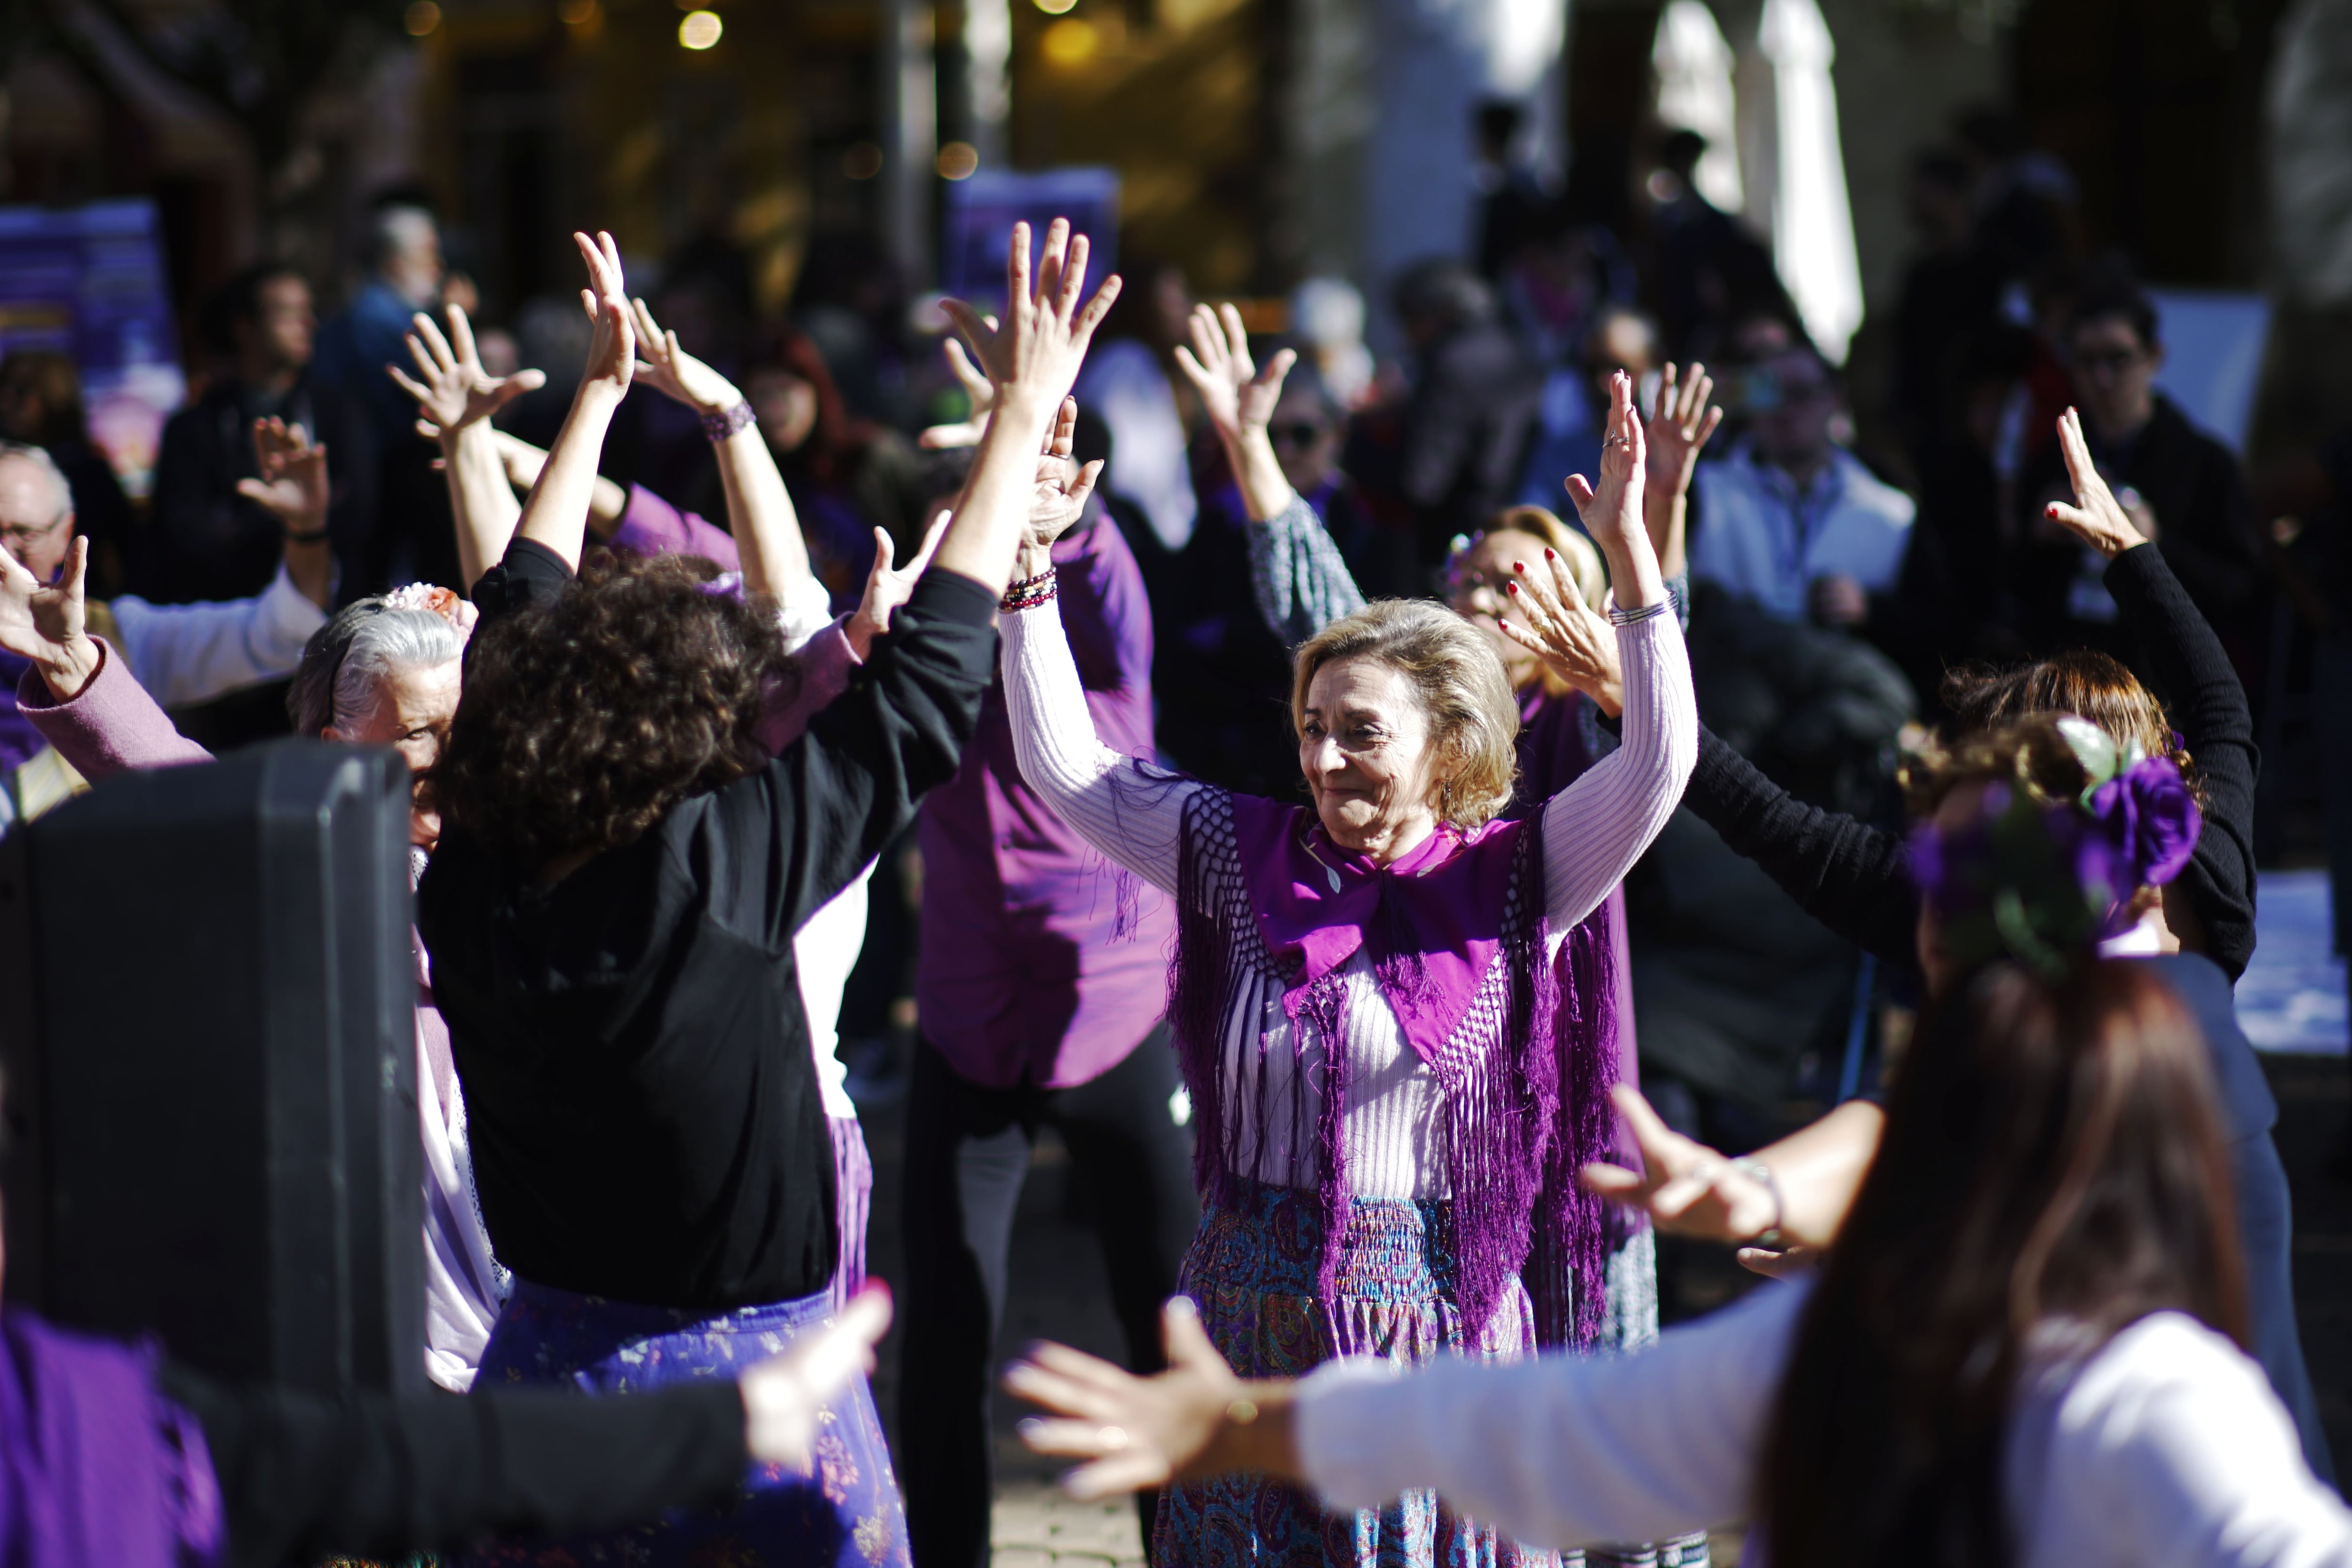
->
xmin=1291 ymin=599 xmax=1519 ymax=828
xmin=433 ymin=552 xmax=795 ymax=865
xmin=289 ymin=597 xmax=464 ymax=738
xmin=1940 ymin=650 xmax=2196 ymax=801
xmin=1478 ymin=507 xmax=1605 ymax=610
xmin=1761 ymin=959 xmax=2244 ymax=1568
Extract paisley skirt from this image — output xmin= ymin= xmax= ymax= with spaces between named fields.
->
xmin=1154 ymin=1177 xmax=1709 ymax=1568
xmin=462 ymin=1281 xmax=911 ymax=1568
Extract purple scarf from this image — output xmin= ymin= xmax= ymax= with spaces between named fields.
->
xmin=1171 ymin=792 xmax=1621 ymax=1346
xmin=0 ymin=1309 xmax=223 ymax=1566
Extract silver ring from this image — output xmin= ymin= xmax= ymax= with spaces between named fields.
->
xmin=1602 ymin=435 xmax=1631 ymax=451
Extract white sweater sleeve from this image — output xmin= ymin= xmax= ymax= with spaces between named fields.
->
xmin=1001 ymin=596 xmax=1200 ymax=893
xmin=110 ymin=568 xmax=330 ymax=710
xmin=1538 ymin=609 xmax=1698 ymax=928
xmin=1296 ymin=1279 xmax=1803 ymax=1551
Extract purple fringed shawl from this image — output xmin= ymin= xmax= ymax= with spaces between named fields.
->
xmin=0 ymin=1309 xmax=224 ymax=1566
xmin=1169 ymin=790 xmax=1623 ymax=1348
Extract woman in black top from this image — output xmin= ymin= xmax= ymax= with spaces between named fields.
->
xmin=1581 ymin=408 xmax=2331 ymax=1485
xmin=415 ymin=225 xmax=1120 ymax=1566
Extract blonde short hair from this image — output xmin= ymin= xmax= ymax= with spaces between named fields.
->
xmin=1485 ymin=506 xmax=1606 ymax=610
xmin=1291 ymin=599 xmax=1520 ymax=828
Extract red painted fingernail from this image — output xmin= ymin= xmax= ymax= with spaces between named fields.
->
xmin=1544 ymin=548 xmax=1557 ymax=560
xmin=2046 ymin=504 xmax=2058 ymax=516
xmin=1513 ymin=561 xmax=1526 ymax=572
xmin=1507 ymin=581 xmax=1520 ymax=594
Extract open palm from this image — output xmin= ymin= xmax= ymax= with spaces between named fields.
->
xmin=629 ymin=297 xmax=742 ymax=415
xmin=1173 ymin=301 xmax=1295 ymax=442
xmin=237 ymin=418 xmax=330 ymax=534
xmin=390 ymin=303 xmax=544 ymax=438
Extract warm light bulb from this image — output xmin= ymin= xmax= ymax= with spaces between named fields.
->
xmin=679 ymin=9 xmax=724 ymax=48
xmin=937 ymin=142 xmax=980 ymax=180
xmin=404 ymin=0 xmax=441 ymax=36
xmin=1034 ymin=0 xmax=1078 ymax=15
xmin=558 ymin=0 xmax=599 ymax=23
xmin=1040 ymin=16 xmax=1098 ymax=63
xmin=843 ymin=142 xmax=884 ymax=180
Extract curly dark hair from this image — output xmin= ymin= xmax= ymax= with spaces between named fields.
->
xmin=432 ymin=551 xmax=798 ymax=866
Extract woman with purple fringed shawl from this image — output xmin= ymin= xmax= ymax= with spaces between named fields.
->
xmin=1001 ymin=368 xmax=1697 ymax=1568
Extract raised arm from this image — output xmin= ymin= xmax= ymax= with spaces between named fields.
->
xmin=237 ymin=417 xmax=336 ymax=610
xmin=628 ymin=296 xmax=815 ymax=603
xmin=1500 ymin=373 xmax=1694 ymax=925
xmin=389 ymin=302 xmax=542 ymax=590
xmin=1641 ymin=363 xmax=1721 ymax=582
xmin=509 ymin=232 xmax=635 ymax=575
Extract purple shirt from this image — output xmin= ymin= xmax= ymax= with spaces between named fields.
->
xmin=607 ymin=483 xmax=741 ymax=570
xmin=918 ymin=509 xmax=1174 ymax=1088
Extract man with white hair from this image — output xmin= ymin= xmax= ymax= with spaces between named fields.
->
xmin=0 ymin=439 xmax=330 ymax=827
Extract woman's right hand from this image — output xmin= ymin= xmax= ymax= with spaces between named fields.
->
xmin=918 ymin=336 xmax=1000 ymax=450
xmin=2045 ymin=405 xmax=2148 ymax=560
xmin=573 ymin=230 xmax=636 ymax=401
xmin=1173 ymin=302 xmax=1296 ymax=447
xmin=939 ymin=219 xmax=1120 ymax=420
xmin=1563 ymin=371 xmax=1649 ymax=557
xmin=739 ymin=1285 xmax=894 ymax=1470
xmin=1495 ymin=548 xmax=1626 ymax=715
xmin=390 ymin=302 xmax=545 ymax=441
xmin=1578 ymin=1084 xmax=1781 ymax=1244
xmin=0 ymin=533 xmax=99 ymax=699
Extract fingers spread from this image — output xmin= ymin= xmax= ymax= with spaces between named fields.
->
xmin=1218 ymin=301 xmax=1249 ymax=364
xmin=1074 ymin=273 xmax=1122 ymax=341
xmin=1062 ymin=1453 xmax=1169 ymax=1500
xmin=1260 ymin=346 xmax=1298 ymax=390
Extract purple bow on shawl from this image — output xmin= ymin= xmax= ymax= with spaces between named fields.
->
xmin=0 ymin=1309 xmax=224 ymax=1567
xmin=1173 ymin=793 xmax=1622 ymax=1347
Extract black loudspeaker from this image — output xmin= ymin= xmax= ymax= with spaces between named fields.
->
xmin=0 ymin=739 xmax=425 ymax=1396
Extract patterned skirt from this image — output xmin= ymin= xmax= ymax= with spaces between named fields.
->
xmin=462 ymin=1280 xmax=911 ymax=1568
xmin=1155 ymin=1178 xmax=1709 ymax=1568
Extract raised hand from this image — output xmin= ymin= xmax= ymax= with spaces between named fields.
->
xmin=1495 ymin=548 xmax=1626 ymax=716
xmin=0 ymin=533 xmax=98 ymax=697
xmin=389 ymin=303 xmax=544 ymax=440
xmin=939 ymin=218 xmax=1120 ymax=414
xmin=1562 ymin=371 xmax=1648 ymax=554
xmin=1577 ymin=1084 xmax=1780 ymax=1244
xmin=1026 ymin=396 xmax=1104 ymax=555
xmin=1006 ymin=1298 xmax=1298 ymax=1499
xmin=630 ymin=296 xmax=743 ymax=416
xmin=574 ymin=230 xmax=635 ymax=398
xmin=2045 ymin=405 xmax=2148 ymax=560
xmin=238 ymin=417 xmax=330 ymax=536
xmin=919 ymin=336 xmax=1000 ymax=450
xmin=848 ymin=510 xmax=952 ymax=660
xmin=1645 ymin=362 xmax=1722 ymax=507
xmin=1173 ymin=302 xmax=1296 ymax=444
xmin=740 ymin=1284 xmax=894 ymax=1470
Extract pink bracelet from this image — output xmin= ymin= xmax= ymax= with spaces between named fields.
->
xmin=700 ymin=401 xmax=756 ymax=442
xmin=999 ymin=567 xmax=1057 ymax=613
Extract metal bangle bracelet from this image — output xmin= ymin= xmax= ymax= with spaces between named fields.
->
xmin=1728 ymin=1157 xmax=1786 ymax=1249
xmin=1606 ymin=599 xmax=1670 ymax=627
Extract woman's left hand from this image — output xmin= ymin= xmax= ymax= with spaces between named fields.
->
xmin=1496 ymin=549 xmax=1626 ymax=715
xmin=630 ymin=297 xmax=745 ymax=418
xmin=848 ymin=510 xmax=952 ymax=660
xmin=1562 ymin=371 xmax=1647 ymax=554
xmin=740 ymin=1285 xmax=894 ymax=1470
xmin=1025 ymin=396 xmax=1104 ymax=558
xmin=0 ymin=533 xmax=98 ymax=698
xmin=1005 ymin=1299 xmax=1299 ymax=1500
xmin=1579 ymin=1084 xmax=1780 ymax=1244
xmin=2045 ymin=405 xmax=2148 ymax=560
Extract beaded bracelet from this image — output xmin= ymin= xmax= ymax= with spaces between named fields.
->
xmin=1607 ymin=598 xmax=1672 ymax=627
xmin=999 ymin=567 xmax=1058 ymax=613
xmin=700 ymin=400 xmax=756 ymax=442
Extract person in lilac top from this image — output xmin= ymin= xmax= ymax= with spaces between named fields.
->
xmin=897 ymin=423 xmax=1195 ymax=1568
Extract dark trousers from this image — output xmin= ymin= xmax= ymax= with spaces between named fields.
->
xmin=898 ymin=1028 xmax=1199 ymax=1568
xmin=2233 ymin=1128 xmax=2336 ymax=1486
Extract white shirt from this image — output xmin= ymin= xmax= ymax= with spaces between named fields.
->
xmin=1689 ymin=443 xmax=1915 ymax=620
xmin=110 ymin=565 xmax=329 ymax=710
xmin=777 ymin=572 xmax=866 ymax=1120
xmin=1074 ymin=338 xmax=1197 ymax=551
xmin=1297 ymin=1278 xmax=2352 ymax=1568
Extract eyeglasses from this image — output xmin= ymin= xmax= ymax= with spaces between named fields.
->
xmin=0 ymin=510 xmax=70 ymax=553
xmin=1268 ymin=420 xmax=1327 ymax=450
xmin=2072 ymin=348 xmax=2146 ymax=376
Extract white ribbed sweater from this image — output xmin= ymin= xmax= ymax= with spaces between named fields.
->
xmin=1001 ymin=602 xmax=1697 ymax=1199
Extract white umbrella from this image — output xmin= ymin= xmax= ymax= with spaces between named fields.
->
xmin=1735 ymin=0 xmax=1864 ymax=363
xmin=1652 ymin=0 xmax=1745 ymax=214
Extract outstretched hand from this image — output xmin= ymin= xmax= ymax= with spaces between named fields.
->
xmin=238 ymin=417 xmax=331 ymax=536
xmin=919 ymin=336 xmax=1000 ymax=450
xmin=1562 ymin=371 xmax=1647 ymax=554
xmin=630 ymin=296 xmax=743 ymax=417
xmin=1007 ymin=1298 xmax=1295 ymax=1499
xmin=2044 ymin=406 xmax=2147 ymax=560
xmin=390 ymin=303 xmax=545 ymax=440
xmin=739 ymin=1285 xmax=894 ymax=1470
xmin=848 ymin=510 xmax=952 ymax=661
xmin=0 ymin=533 xmax=98 ymax=698
xmin=573 ymin=230 xmax=636 ymax=398
xmin=1495 ymin=548 xmax=1626 ymax=716
xmin=1173 ymin=302 xmax=1296 ymax=445
xmin=938 ymin=218 xmax=1120 ymax=418
xmin=1026 ymin=396 xmax=1104 ymax=555
xmin=1579 ymin=1084 xmax=1780 ymax=1244
xmin=1645 ymin=362 xmax=1722 ymax=506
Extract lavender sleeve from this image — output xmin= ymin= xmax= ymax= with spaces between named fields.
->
xmin=15 ymin=639 xmax=214 ymax=781
xmin=754 ymin=624 xmax=859 ymax=754
xmin=607 ymin=484 xmax=741 ymax=572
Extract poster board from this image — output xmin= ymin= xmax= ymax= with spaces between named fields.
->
xmin=940 ymin=168 xmax=1120 ymax=308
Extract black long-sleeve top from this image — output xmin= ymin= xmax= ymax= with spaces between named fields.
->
xmin=1679 ymin=542 xmax=2273 ymax=1140
xmin=160 ymin=1358 xmax=745 ymax=1568
xmin=418 ymin=539 xmax=996 ymax=1309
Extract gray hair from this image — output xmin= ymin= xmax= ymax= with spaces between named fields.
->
xmin=368 ymin=204 xmax=438 ymax=270
xmin=0 ymin=440 xmax=75 ymax=520
xmin=288 ymin=599 xmax=463 ymax=738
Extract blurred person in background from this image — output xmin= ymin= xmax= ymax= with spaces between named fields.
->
xmin=1378 ymin=258 xmax=1541 ymax=568
xmin=0 ymin=349 xmax=134 ymax=598
xmin=1076 ymin=260 xmax=1200 ymax=553
xmin=2009 ymin=276 xmax=2264 ymax=680
xmin=313 ymin=192 xmax=451 ymax=591
xmin=1890 ymin=147 xmax=2008 ymax=459
xmin=1515 ymin=304 xmax=1659 ymax=511
xmin=148 ymin=262 xmax=372 ymax=608
xmin=745 ymin=327 xmax=931 ymax=612
xmin=1648 ymin=129 xmax=1790 ymax=365
xmin=1470 ymin=98 xmax=1555 ymax=282
xmin=1687 ymin=341 xmax=1915 ymax=629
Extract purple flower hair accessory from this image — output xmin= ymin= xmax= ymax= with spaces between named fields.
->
xmin=2084 ymin=755 xmax=2201 ymax=888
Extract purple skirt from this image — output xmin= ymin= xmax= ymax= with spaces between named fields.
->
xmin=830 ymin=1113 xmax=871 ymax=1309
xmin=1157 ymin=1177 xmax=1707 ymax=1568
xmin=463 ymin=1281 xmax=910 ymax=1568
